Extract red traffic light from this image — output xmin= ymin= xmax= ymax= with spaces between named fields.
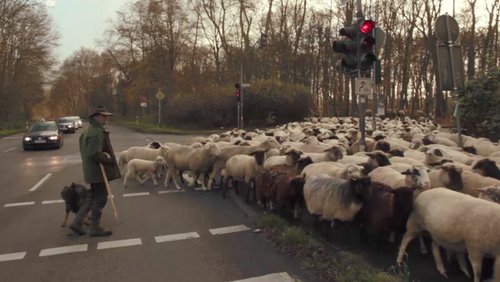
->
xmin=359 ymin=20 xmax=376 ymax=34
xmin=236 ymin=89 xmax=241 ymax=97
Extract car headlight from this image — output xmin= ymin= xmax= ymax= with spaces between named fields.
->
xmin=68 ymin=125 xmax=73 ymax=127
xmin=24 ymin=137 xmax=32 ymax=141
xmin=48 ymin=136 xmax=58 ymax=140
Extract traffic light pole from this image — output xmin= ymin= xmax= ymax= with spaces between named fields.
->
xmin=355 ymin=1 xmax=367 ymax=152
xmin=240 ymin=63 xmax=244 ymax=129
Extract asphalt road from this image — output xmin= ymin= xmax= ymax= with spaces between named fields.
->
xmin=0 ymin=123 xmax=308 ymax=282
xmin=1 ymin=123 xmax=492 ymax=282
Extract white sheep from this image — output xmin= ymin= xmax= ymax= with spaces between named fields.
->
xmin=301 ymin=162 xmax=363 ymax=181
xmin=123 ymin=156 xmax=167 ymax=187
xmin=207 ymin=137 xmax=280 ymax=189
xmin=118 ymin=146 xmax=168 ymax=172
xmin=188 ymin=142 xmax=222 ymax=191
xmin=302 ymin=145 xmax=344 ymax=163
xmin=397 ymin=188 xmax=500 ymax=281
xmin=223 ymin=150 xmax=267 ymax=202
xmin=369 ymin=165 xmax=431 ymax=190
xmin=165 ymin=142 xmax=221 ymax=190
xmin=263 ymin=148 xmax=302 ymax=169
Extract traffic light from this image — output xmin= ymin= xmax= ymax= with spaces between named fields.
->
xmin=259 ymin=33 xmax=268 ymax=48
xmin=235 ymin=83 xmax=241 ymax=102
xmin=357 ymin=19 xmax=377 ymax=71
xmin=332 ymin=24 xmax=358 ymax=72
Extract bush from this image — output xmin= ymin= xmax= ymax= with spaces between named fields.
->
xmin=164 ymin=80 xmax=315 ymax=129
xmin=459 ymin=67 xmax=500 ymax=140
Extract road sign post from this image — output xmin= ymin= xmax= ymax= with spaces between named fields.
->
xmin=435 ymin=14 xmax=464 ymax=146
xmin=156 ymin=89 xmax=165 ymax=126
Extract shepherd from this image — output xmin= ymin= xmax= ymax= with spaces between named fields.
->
xmin=68 ymin=106 xmax=121 ymax=237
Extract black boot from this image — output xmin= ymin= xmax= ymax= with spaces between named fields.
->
xmin=89 ymin=211 xmax=112 ymax=237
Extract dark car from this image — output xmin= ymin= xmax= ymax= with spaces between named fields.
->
xmin=23 ymin=121 xmax=64 ymax=150
xmin=56 ymin=117 xmax=77 ymax=133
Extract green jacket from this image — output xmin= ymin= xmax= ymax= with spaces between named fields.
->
xmin=79 ymin=119 xmax=121 ymax=184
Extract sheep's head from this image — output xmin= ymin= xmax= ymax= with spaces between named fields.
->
xmin=250 ymin=150 xmax=267 ymax=166
xmin=345 ymin=164 xmax=363 ymax=180
xmin=351 ymin=177 xmax=372 ymax=201
xmin=374 ymin=140 xmax=391 ymax=153
xmin=410 ymin=139 xmax=423 ymax=149
xmin=425 ymin=148 xmax=451 ymax=166
xmin=366 ymin=151 xmax=391 ymax=167
xmin=204 ymin=142 xmax=222 ymax=156
xmin=462 ymin=145 xmax=477 ymax=155
xmin=388 ymin=149 xmax=405 ymax=157
xmin=401 ymin=165 xmax=431 ymax=189
xmin=476 ymin=186 xmax=500 ymax=203
xmin=422 ymin=134 xmax=436 ymax=145
xmin=296 ymin=156 xmax=313 ymax=172
xmin=284 ymin=148 xmax=302 ymax=165
xmin=472 ymin=158 xmax=500 ymax=179
xmin=325 ymin=145 xmax=344 ymax=161
xmin=148 ymin=141 xmax=162 ymax=149
xmin=438 ymin=163 xmax=463 ymax=191
xmin=262 ymin=137 xmax=280 ymax=150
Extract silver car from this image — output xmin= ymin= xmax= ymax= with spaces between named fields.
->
xmin=56 ymin=117 xmax=76 ymax=133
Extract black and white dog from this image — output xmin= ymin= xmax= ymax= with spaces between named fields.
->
xmin=60 ymin=183 xmax=90 ymax=227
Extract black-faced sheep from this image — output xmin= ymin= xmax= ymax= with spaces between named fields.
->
xmin=472 ymin=158 xmax=500 ymax=180
xmin=303 ymin=175 xmax=372 ymax=223
xmin=255 ymin=156 xmax=313 ymax=217
xmin=223 ymin=150 xmax=267 ymax=202
xmin=300 ymin=163 xmax=364 ymax=181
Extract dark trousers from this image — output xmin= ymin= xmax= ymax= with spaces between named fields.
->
xmin=71 ymin=183 xmax=108 ymax=229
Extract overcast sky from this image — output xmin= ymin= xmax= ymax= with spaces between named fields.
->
xmin=45 ymin=0 xmax=482 ymax=63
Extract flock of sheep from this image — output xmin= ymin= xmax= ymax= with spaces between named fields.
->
xmin=117 ymin=115 xmax=500 ymax=282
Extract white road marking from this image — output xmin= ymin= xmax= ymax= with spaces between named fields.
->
xmin=29 ymin=173 xmax=52 ymax=192
xmin=4 ymin=202 xmax=35 ymax=208
xmin=42 ymin=199 xmax=64 ymax=205
xmin=0 ymin=252 xmax=26 ymax=262
xmin=155 ymin=232 xmax=200 ymax=243
xmin=39 ymin=244 xmax=87 ymax=257
xmin=97 ymin=238 xmax=142 ymax=250
xmin=123 ymin=192 xmax=150 ymax=197
xmin=158 ymin=189 xmax=185 ymax=194
xmin=1 ymin=136 xmax=20 ymax=140
xmin=229 ymin=272 xmax=295 ymax=282
xmin=2 ymin=147 xmax=16 ymax=153
xmin=209 ymin=225 xmax=251 ymax=235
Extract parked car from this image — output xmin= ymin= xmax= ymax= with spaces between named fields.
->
xmin=23 ymin=121 xmax=63 ymax=150
xmin=70 ymin=116 xmax=83 ymax=128
xmin=56 ymin=117 xmax=77 ymax=133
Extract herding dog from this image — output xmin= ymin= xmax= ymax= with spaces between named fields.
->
xmin=60 ymin=183 xmax=90 ymax=227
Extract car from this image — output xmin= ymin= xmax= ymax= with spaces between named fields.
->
xmin=23 ymin=121 xmax=63 ymax=150
xmin=69 ymin=116 xmax=83 ymax=128
xmin=56 ymin=117 xmax=77 ymax=133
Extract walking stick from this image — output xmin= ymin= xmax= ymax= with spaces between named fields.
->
xmin=99 ymin=163 xmax=119 ymax=221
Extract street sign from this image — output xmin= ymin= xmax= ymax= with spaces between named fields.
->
xmin=355 ymin=78 xmax=372 ymax=96
xmin=140 ymin=102 xmax=147 ymax=108
xmin=435 ymin=14 xmax=459 ymax=43
xmin=374 ymin=27 xmax=386 ymax=54
xmin=241 ymin=83 xmax=250 ymax=88
xmin=436 ymin=44 xmax=464 ymax=90
xmin=155 ymin=89 xmax=165 ymax=100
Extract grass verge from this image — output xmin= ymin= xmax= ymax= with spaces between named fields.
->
xmin=256 ymin=213 xmax=410 ymax=282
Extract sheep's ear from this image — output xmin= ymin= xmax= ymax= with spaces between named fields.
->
xmin=401 ymin=169 xmax=412 ymax=175
xmin=434 ymin=149 xmax=443 ymax=156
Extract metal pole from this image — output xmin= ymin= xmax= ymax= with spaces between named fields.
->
xmin=158 ymin=100 xmax=161 ymax=126
xmin=445 ymin=15 xmax=463 ymax=147
xmin=240 ymin=63 xmax=244 ymax=129
xmin=355 ymin=0 xmax=366 ymax=151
